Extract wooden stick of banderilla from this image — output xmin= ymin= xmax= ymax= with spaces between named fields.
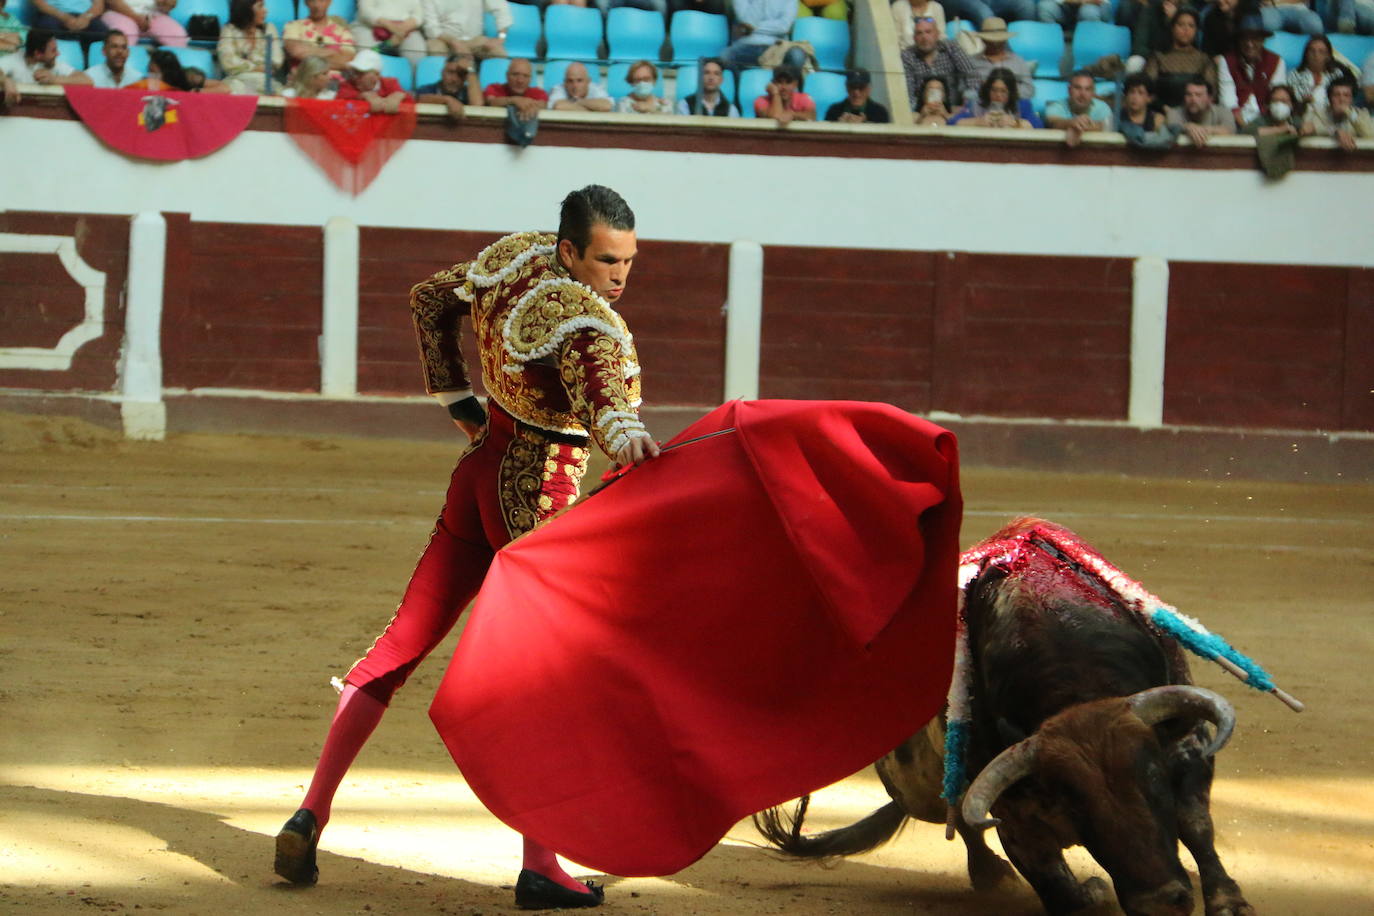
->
xmin=1211 ymin=656 xmax=1306 ymax=712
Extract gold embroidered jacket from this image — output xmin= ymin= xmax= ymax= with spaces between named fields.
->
xmin=410 ymin=231 xmax=646 ymax=456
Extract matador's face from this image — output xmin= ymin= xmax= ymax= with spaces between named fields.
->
xmin=559 ymin=225 xmax=637 ymax=303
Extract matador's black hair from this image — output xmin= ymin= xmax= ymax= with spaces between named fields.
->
xmin=557 ymin=185 xmax=635 ymax=257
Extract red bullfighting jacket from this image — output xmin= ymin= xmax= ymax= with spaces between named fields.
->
xmin=409 ymin=231 xmax=646 ymax=458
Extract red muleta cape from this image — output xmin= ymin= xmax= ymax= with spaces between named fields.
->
xmin=428 ymin=399 xmax=962 ymax=876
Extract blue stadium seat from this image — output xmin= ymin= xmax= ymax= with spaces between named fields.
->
xmin=168 ymin=0 xmax=229 ymax=27
xmin=264 ymin=0 xmax=296 ymax=31
xmin=791 ymin=17 xmax=848 ymax=71
xmin=607 ymin=60 xmax=665 ymax=98
xmin=487 ymin=4 xmax=541 ymax=60
xmin=379 ymin=53 xmax=413 ymax=90
xmin=169 ymin=45 xmax=218 ymax=78
xmin=9 ymin=0 xmax=33 ymax=25
xmin=55 ymin=38 xmax=85 ymax=70
xmin=1263 ymin=31 xmax=1307 ymax=71
xmin=1031 ymin=77 xmax=1068 ymax=117
xmin=1329 ymin=33 xmax=1374 ymax=70
xmin=1008 ymin=20 xmax=1064 ymax=80
xmin=87 ymin=42 xmax=152 ymax=74
xmin=414 ymin=54 xmax=445 ymax=89
xmin=669 ymin=10 xmax=728 ymax=63
xmin=805 ymin=69 xmax=846 ymax=119
xmin=735 ymin=66 xmax=772 ymax=118
xmin=1070 ymin=21 xmax=1130 ymax=72
xmin=328 ymin=0 xmax=355 ymax=22
xmin=946 ymin=18 xmax=975 ymax=41
xmin=544 ymin=5 xmax=603 ymax=61
xmin=607 ymin=7 xmax=665 ymax=62
xmin=674 ymin=62 xmax=735 ymax=104
xmin=478 ymin=55 xmax=510 ymax=89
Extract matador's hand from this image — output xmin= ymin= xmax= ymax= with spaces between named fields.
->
xmin=614 ymin=432 xmax=661 ymax=468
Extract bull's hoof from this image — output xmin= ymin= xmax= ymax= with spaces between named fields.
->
xmin=968 ymin=852 xmax=1018 ymax=892
xmin=1077 ymin=876 xmax=1111 ymax=909
xmin=1206 ymin=892 xmax=1255 ymax=916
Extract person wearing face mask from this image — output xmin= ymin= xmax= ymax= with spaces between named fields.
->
xmin=614 ymin=59 xmax=672 ymax=114
xmin=1241 ymin=83 xmax=1311 ymax=177
xmin=1217 ymin=15 xmax=1285 ymax=128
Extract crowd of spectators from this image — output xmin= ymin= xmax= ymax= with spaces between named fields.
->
xmin=894 ymin=2 xmax=1371 ymax=152
xmin=1 ymin=0 xmax=1370 ymax=147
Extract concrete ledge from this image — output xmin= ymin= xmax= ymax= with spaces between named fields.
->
xmin=3 ymin=392 xmax=1371 ymax=484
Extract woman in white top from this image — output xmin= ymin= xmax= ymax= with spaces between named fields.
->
xmin=102 ymin=0 xmax=188 ymax=47
xmin=351 ymin=0 xmax=427 ymax=63
xmin=891 ymin=0 xmax=946 ymax=53
xmin=219 ymin=0 xmax=285 ymax=95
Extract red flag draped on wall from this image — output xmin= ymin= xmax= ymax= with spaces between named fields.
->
xmin=64 ymin=86 xmax=258 ymax=161
xmin=429 ymin=399 xmax=963 ymax=877
xmin=283 ymin=97 xmax=416 ymax=195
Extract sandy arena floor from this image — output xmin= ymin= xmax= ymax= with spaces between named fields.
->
xmin=1 ymin=410 xmax=1372 ymax=915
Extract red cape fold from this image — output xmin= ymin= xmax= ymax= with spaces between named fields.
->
xmin=283 ymin=97 xmax=416 ymax=195
xmin=428 ymin=399 xmax=962 ymax=877
xmin=64 ymin=86 xmax=257 ymax=161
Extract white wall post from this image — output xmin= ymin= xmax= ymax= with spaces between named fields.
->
xmin=724 ymin=240 xmax=764 ymax=402
xmin=1129 ymin=256 xmax=1170 ymax=428
xmin=320 ymin=216 xmax=359 ymax=398
xmin=120 ymin=211 xmax=167 ymax=440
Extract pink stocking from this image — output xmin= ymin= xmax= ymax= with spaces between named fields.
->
xmin=299 ymin=683 xmax=388 ymax=828
xmin=522 ymin=835 xmax=596 ymax=895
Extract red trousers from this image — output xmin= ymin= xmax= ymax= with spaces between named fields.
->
xmin=345 ymin=405 xmax=589 ymax=697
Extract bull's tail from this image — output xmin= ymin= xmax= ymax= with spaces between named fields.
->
xmin=754 ymin=796 xmax=909 ymax=859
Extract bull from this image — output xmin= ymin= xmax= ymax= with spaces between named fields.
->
xmin=756 ymin=518 xmax=1254 ymax=916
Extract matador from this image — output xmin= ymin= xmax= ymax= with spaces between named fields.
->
xmin=274 ymin=185 xmax=657 ymax=911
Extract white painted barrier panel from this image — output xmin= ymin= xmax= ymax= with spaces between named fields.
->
xmin=724 ymin=240 xmax=764 ymax=402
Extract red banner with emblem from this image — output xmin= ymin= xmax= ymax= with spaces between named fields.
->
xmin=64 ymin=86 xmax=259 ymax=161
xmin=283 ymin=97 xmax=417 ymax=196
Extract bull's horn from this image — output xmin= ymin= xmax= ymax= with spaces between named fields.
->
xmin=960 ymin=736 xmax=1039 ymax=831
xmin=1126 ymin=685 xmax=1236 ymax=758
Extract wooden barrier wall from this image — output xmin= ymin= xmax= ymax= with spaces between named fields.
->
xmin=2 ymin=212 xmax=1370 ymax=433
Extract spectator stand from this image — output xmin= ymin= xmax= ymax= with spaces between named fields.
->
xmin=1008 ymin=19 xmax=1066 ymax=81
xmin=792 ymin=16 xmax=850 ymax=71
xmin=606 ymin=7 xmax=665 ymax=62
xmin=168 ymin=0 xmax=229 ymax=29
xmin=478 ymin=56 xmax=510 ymax=91
xmin=380 ymin=53 xmax=414 ymax=91
xmin=264 ymin=0 xmax=297 ymax=32
xmin=487 ymin=5 xmax=540 ymax=60
xmin=171 ymin=44 xmax=219 ymax=78
xmin=55 ymin=38 xmax=85 ymax=70
xmin=1070 ymin=21 xmax=1129 ymax=73
xmin=1264 ymin=31 xmax=1308 ymax=71
xmin=806 ymin=69 xmax=847 ymax=117
xmin=668 ymin=10 xmax=728 ymax=64
xmin=1329 ymin=33 xmax=1374 ymax=70
xmin=543 ymin=5 xmax=603 ymax=61
xmin=736 ymin=66 xmax=772 ymax=118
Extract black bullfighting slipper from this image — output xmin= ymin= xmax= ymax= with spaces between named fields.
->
xmin=274 ymin=808 xmax=320 ymax=886
xmin=514 ymin=869 xmax=605 ymax=909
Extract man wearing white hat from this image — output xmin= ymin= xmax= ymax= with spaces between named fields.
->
xmin=968 ymin=17 xmax=1033 ymax=102
xmin=335 ymin=47 xmax=412 ymax=112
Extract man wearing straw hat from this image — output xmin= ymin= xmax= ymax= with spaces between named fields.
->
xmin=968 ymin=17 xmax=1033 ymax=103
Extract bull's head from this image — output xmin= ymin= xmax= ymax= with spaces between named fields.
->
xmin=960 ymin=685 xmax=1235 ymax=916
